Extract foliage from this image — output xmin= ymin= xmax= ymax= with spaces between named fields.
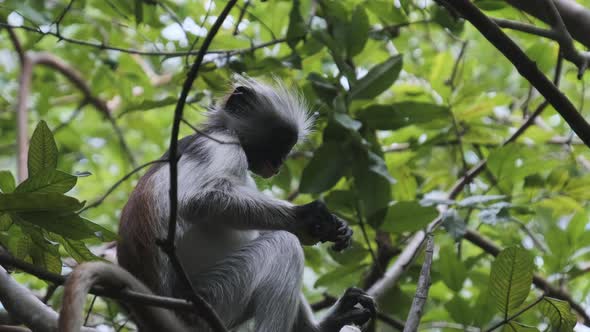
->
xmin=1 ymin=0 xmax=590 ymax=331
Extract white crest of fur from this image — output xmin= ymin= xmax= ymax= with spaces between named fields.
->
xmin=229 ymin=74 xmax=313 ymax=141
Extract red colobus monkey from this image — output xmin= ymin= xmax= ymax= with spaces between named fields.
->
xmin=117 ymin=75 xmax=375 ymax=331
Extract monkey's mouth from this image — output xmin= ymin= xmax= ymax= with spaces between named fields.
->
xmin=259 ymin=161 xmax=279 ymax=178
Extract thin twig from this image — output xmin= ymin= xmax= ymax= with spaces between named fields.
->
xmin=493 ymin=18 xmax=557 ymax=40
xmin=542 ymin=0 xmax=590 ymax=77
xmin=54 ymin=0 xmax=75 ymax=35
xmin=353 ymin=193 xmax=380 ymax=274
xmin=53 ymin=100 xmax=87 ymax=133
xmin=83 ymin=295 xmax=98 ymax=326
xmin=0 ymin=23 xmax=287 ymax=58
xmin=80 ymin=159 xmax=166 ymax=213
xmin=161 ymin=2 xmax=239 ymax=332
xmin=484 ymin=295 xmax=545 ymax=331
xmin=233 ymin=1 xmax=250 ymax=36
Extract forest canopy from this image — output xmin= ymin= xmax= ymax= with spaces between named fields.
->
xmin=1 ymin=0 xmax=590 ymax=331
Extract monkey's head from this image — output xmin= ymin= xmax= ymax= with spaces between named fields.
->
xmin=216 ymin=75 xmax=313 ymax=178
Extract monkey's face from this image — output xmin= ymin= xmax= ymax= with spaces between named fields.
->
xmin=243 ymin=128 xmax=297 ymax=178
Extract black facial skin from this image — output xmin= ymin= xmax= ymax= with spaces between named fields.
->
xmin=243 ymin=127 xmax=297 ymax=178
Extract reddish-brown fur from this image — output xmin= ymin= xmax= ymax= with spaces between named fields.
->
xmin=117 ymin=164 xmax=163 ymax=293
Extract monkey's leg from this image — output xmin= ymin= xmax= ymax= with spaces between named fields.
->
xmin=191 ymin=231 xmax=304 ymax=332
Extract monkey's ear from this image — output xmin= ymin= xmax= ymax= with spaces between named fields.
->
xmin=225 ymin=86 xmax=256 ymax=113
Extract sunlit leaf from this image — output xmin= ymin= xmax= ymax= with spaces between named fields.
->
xmin=15 ymin=169 xmax=77 ymax=193
xmin=489 ymin=247 xmax=534 ymax=316
xmin=350 ymin=55 xmax=403 ymax=100
xmin=0 ymin=171 xmax=16 ymax=193
xmin=380 ymin=201 xmax=438 ymax=233
xmin=28 ymin=121 xmax=58 ymax=177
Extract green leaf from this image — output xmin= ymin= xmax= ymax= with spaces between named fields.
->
xmin=0 ymin=213 xmax=12 ymax=231
xmin=350 ymin=55 xmax=403 ymax=100
xmin=445 ymin=296 xmax=473 ymax=325
xmin=502 ymin=322 xmax=540 ymax=332
xmin=28 ymin=121 xmax=58 ymax=177
xmin=0 ymin=193 xmax=83 ymax=213
xmin=457 ymin=195 xmax=506 ymax=207
xmin=15 ymin=169 xmax=77 ymax=193
xmin=487 ymin=145 xmax=559 ymax=193
xmin=30 ymin=241 xmax=62 ymax=274
xmin=333 ymin=113 xmax=362 ymax=131
xmin=299 ymin=142 xmax=350 ymax=194
xmin=50 ymin=234 xmax=100 ymax=262
xmin=0 ymin=171 xmax=16 ymax=193
xmin=287 ymin=0 xmax=306 ymax=49
xmin=329 ymin=241 xmax=369 ymax=265
xmin=352 ymin=149 xmax=391 ymax=226
xmin=325 ymin=190 xmax=356 ymax=219
xmin=441 ymin=209 xmax=466 ymax=240
xmin=134 ymin=0 xmax=143 ymax=24
xmin=439 ymin=245 xmax=467 ymax=292
xmin=539 ymin=298 xmax=576 ymax=332
xmin=17 ymin=212 xmax=99 ymax=240
xmin=347 ymin=6 xmax=369 ymax=57
xmin=307 ymin=73 xmax=340 ymax=104
xmin=359 ymin=102 xmax=449 ymax=130
xmin=86 ymin=221 xmax=118 ymax=242
xmin=14 ymin=233 xmax=33 ymax=261
xmin=314 ymin=263 xmax=367 ymax=294
xmin=489 ymin=247 xmax=534 ymax=317
xmin=475 ymin=0 xmax=508 ymax=10
xmin=380 ymin=201 xmax=438 ymax=233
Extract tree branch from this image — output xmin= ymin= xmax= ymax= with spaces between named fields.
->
xmin=59 ymin=262 xmax=188 ymax=332
xmin=441 ymin=0 xmax=590 ymax=147
xmin=505 ymin=0 xmax=590 ymax=50
xmin=403 ymin=233 xmax=434 ymax=332
xmin=0 ymin=23 xmax=287 ymax=59
xmin=79 ymin=159 xmax=167 ymax=213
xmin=492 ymin=18 xmax=557 ymax=40
xmin=0 ymin=265 xmax=96 ymax=332
xmin=0 ymin=253 xmax=198 ymax=315
xmin=161 ymin=2 xmax=239 ymax=332
xmin=541 ymin=0 xmax=590 ymax=77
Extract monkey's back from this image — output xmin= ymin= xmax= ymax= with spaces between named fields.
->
xmin=118 ymin=163 xmax=164 ymax=294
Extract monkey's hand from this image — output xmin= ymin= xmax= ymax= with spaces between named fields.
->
xmin=293 ymin=200 xmax=352 ymax=251
xmin=319 ymin=287 xmax=376 ymax=332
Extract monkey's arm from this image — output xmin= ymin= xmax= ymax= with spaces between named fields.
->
xmin=182 ymin=177 xmax=295 ymax=229
xmin=181 ymin=178 xmax=352 ymax=249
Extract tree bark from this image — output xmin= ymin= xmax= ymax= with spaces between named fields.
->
xmin=506 ymin=0 xmax=590 ymax=49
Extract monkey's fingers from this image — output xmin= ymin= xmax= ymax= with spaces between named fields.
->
xmin=331 ymin=237 xmax=352 ymax=251
xmin=339 ymin=308 xmax=373 ymax=328
xmin=357 ymin=294 xmax=377 ymax=318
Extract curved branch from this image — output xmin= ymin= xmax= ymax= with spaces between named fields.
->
xmin=0 ymin=265 xmax=97 ymax=332
xmin=0 ymin=253 xmax=197 ymax=314
xmin=59 ymin=262 xmax=188 ymax=332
